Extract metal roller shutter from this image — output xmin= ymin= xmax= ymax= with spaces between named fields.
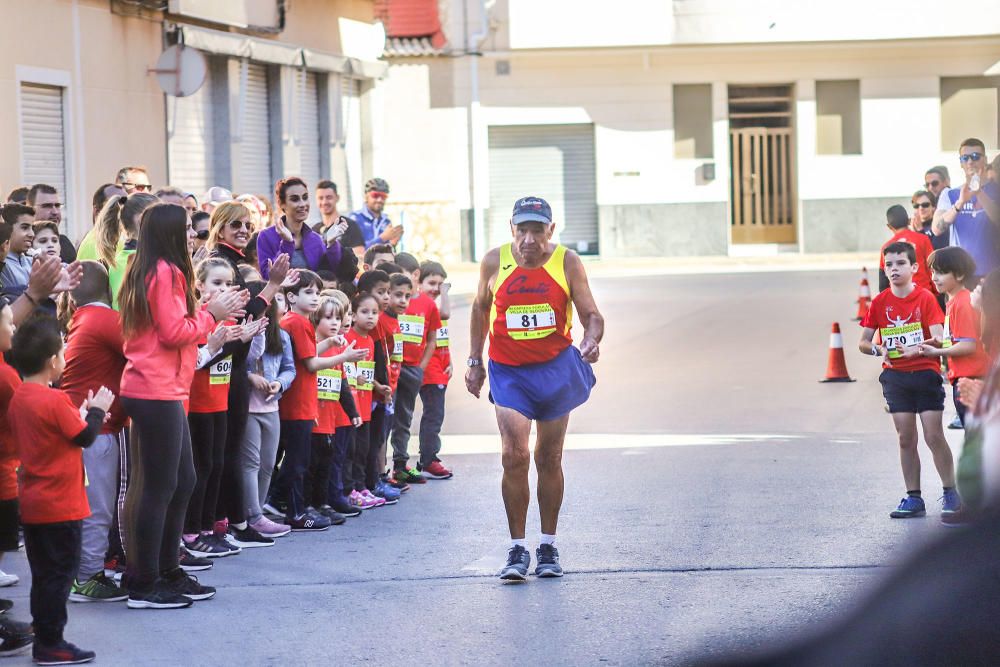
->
xmin=298 ymin=71 xmax=321 ymax=221
xmin=341 ymin=77 xmax=363 ymax=211
xmin=236 ymin=62 xmax=273 ymax=197
xmin=487 ymin=124 xmax=599 ymax=255
xmin=166 ymin=64 xmax=215 ymax=197
xmin=20 ymin=83 xmax=68 ymax=207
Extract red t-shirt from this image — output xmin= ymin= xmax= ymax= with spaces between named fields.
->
xmin=10 ymin=383 xmax=90 ymax=524
xmin=423 ymin=318 xmax=452 ymax=386
xmin=861 ymin=286 xmax=944 ymax=372
xmin=0 ymin=361 xmax=21 ymax=501
xmin=61 ymin=304 xmax=128 ymax=434
xmin=379 ymin=312 xmax=403 ymax=393
xmin=401 ymin=292 xmax=441 ymax=367
xmin=188 ymin=313 xmax=234 ymax=414
xmin=279 ymin=312 xmax=318 ymax=422
xmin=944 ymin=288 xmax=991 ymax=381
xmin=344 ymin=328 xmax=375 ymax=422
xmin=315 ymin=347 xmax=349 ymax=434
xmin=880 ymin=228 xmax=936 ymax=294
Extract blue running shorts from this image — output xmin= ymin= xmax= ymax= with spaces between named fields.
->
xmin=488 ymin=345 xmax=596 ymax=422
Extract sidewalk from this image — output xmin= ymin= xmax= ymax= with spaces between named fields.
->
xmin=443 ymin=252 xmax=872 ymax=296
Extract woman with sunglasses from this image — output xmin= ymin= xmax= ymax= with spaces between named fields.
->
xmin=911 ymin=190 xmax=948 ymax=250
xmin=205 ymin=202 xmax=295 ymax=548
xmin=256 ymin=177 xmax=348 ymax=280
xmin=78 ymin=192 xmax=159 ymax=309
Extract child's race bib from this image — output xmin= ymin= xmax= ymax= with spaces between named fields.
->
xmin=317 ymin=369 xmax=342 ymax=401
xmin=436 ymin=320 xmax=450 ymax=348
xmin=505 ymin=304 xmax=557 ymax=340
xmin=941 ymin=315 xmax=952 ymax=349
xmin=209 ymin=356 xmax=233 ymax=385
xmin=881 ymin=323 xmax=924 ymax=359
xmin=399 ymin=315 xmax=425 ymax=344
xmin=391 ymin=333 xmax=404 ymax=362
xmin=356 ymin=360 xmax=375 ymax=391
xmin=343 ymin=361 xmax=358 ymax=388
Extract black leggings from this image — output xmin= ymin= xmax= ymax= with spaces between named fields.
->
xmin=217 ymin=365 xmax=250 ymax=524
xmin=186 ymin=411 xmax=227 ymax=534
xmin=367 ymin=405 xmax=386 ymax=490
xmin=304 ymin=433 xmax=334 ymax=508
xmin=122 ymin=398 xmax=195 ymax=592
xmin=350 ymin=421 xmax=371 ymax=492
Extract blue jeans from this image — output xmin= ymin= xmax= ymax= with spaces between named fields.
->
xmin=418 ymin=384 xmax=447 ymax=466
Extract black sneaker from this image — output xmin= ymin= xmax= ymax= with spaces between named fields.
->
xmin=184 ymin=535 xmax=232 ymax=559
xmin=0 ymin=598 xmax=12 ymax=615
xmin=227 ymin=525 xmax=274 ymax=549
xmin=534 ymin=544 xmax=564 ymax=578
xmin=329 ymin=497 xmax=362 ymax=518
xmin=316 ymin=505 xmax=347 ymax=525
xmin=178 ymin=549 xmax=213 ymax=572
xmin=160 ymin=568 xmax=215 ymax=601
xmin=0 ymin=618 xmax=32 ymax=657
xmin=32 ymin=639 xmax=94 ymax=665
xmin=127 ymin=583 xmax=193 ymax=610
xmin=286 ymin=512 xmax=331 ymax=531
xmin=499 ymin=545 xmax=531 ymax=582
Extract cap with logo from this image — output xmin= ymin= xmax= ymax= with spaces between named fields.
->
xmin=511 ymin=196 xmax=552 ymax=225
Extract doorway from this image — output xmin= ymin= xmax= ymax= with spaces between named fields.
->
xmin=728 ymin=84 xmax=796 ymax=244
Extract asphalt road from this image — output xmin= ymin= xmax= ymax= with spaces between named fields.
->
xmin=0 ymin=269 xmax=967 ymax=665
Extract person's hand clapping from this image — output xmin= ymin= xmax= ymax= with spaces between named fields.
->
xmin=207 ymin=287 xmax=249 ymax=322
xmin=337 ymin=339 xmax=366 ymax=363
xmin=267 ymin=254 xmax=291 ymax=287
xmin=274 ymin=216 xmax=294 ymax=243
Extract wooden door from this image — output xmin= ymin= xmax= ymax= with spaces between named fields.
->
xmin=729 ymin=127 xmax=796 ymax=244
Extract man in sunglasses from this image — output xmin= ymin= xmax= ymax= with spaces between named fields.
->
xmin=27 ymin=184 xmax=76 ymax=264
xmin=351 ymin=178 xmax=404 ymax=249
xmin=923 ymin=166 xmax=950 ymax=199
xmin=113 ymin=166 xmax=151 ymax=195
xmin=933 ymin=138 xmax=1000 ymax=279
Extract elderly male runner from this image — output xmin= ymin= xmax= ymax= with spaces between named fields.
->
xmin=466 ymin=196 xmax=604 ymax=581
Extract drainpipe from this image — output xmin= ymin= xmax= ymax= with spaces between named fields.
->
xmin=466 ymin=0 xmax=490 ymax=260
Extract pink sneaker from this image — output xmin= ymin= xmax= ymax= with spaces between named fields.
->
xmin=350 ymin=489 xmax=379 ymax=509
xmin=361 ymin=489 xmax=386 ymax=507
xmin=250 ymin=515 xmax=291 ymax=538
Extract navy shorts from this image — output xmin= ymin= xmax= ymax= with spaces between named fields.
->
xmin=488 ymin=345 xmax=596 ymax=422
xmin=879 ymin=369 xmax=945 ymax=414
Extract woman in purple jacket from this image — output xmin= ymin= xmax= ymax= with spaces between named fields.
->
xmin=256 ymin=177 xmax=355 ymax=280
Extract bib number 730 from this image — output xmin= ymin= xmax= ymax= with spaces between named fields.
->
xmin=880 ymin=323 xmax=924 ymax=359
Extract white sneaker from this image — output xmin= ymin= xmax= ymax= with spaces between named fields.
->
xmin=0 ymin=570 xmax=19 ymax=587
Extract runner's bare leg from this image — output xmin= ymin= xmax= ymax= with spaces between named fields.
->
xmin=535 ymin=414 xmax=569 ymax=536
xmin=497 ymin=406 xmax=532 ymax=539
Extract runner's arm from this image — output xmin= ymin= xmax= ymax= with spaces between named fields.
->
xmin=465 ymin=249 xmax=499 ymax=398
xmin=859 ymin=327 xmax=885 ymax=356
xmin=565 ymin=251 xmax=604 ymax=363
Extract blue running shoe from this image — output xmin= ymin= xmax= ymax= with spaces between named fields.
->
xmin=534 ymin=544 xmax=564 ymax=578
xmin=499 ymin=545 xmax=530 ymax=582
xmin=889 ymin=495 xmax=926 ymax=518
xmin=941 ymin=488 xmax=963 ymax=514
xmin=373 ymin=480 xmax=400 ymax=505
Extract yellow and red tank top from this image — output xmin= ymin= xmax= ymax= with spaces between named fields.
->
xmin=489 ymin=243 xmax=573 ymax=366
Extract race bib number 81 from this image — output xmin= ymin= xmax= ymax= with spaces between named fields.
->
xmin=210 ymin=356 xmax=233 ymax=385
xmin=881 ymin=323 xmax=924 ymax=359
xmin=505 ymin=304 xmax=557 ymax=340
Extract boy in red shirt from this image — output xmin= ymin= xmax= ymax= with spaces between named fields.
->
xmin=59 ymin=262 xmax=131 ymax=603
xmin=918 ymin=247 xmax=991 ymax=430
xmin=417 ymin=262 xmax=454 ymax=480
xmin=389 ymin=256 xmax=440 ymax=483
xmin=277 ymin=271 xmax=364 ymax=530
xmin=860 ymin=241 xmax=958 ymax=519
xmin=0 ymin=299 xmax=33 ymax=656
xmin=879 ymin=204 xmax=937 ymax=299
xmin=9 ymin=316 xmax=114 ymax=664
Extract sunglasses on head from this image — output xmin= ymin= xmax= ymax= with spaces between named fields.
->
xmin=195 ymin=229 xmax=210 ymax=240
xmin=913 ymin=202 xmax=933 ymax=209
xmin=924 ymin=179 xmax=940 ymax=189
xmin=228 ymin=219 xmax=254 ymax=232
xmin=959 ymin=152 xmax=983 ymax=163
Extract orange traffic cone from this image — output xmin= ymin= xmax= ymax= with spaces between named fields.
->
xmin=854 ymin=274 xmax=871 ymax=321
xmin=820 ymin=323 xmax=855 ymax=383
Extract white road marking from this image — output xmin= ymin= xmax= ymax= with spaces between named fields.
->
xmin=425 ymin=433 xmax=805 ymax=456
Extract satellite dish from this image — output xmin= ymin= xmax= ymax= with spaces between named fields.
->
xmin=151 ymin=44 xmax=207 ymax=97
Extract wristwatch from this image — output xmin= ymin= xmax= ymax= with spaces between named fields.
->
xmin=467 ymin=358 xmax=482 ymax=367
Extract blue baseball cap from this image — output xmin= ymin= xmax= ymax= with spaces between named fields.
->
xmin=511 ymin=196 xmax=553 ymax=225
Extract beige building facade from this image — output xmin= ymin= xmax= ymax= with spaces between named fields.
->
xmin=379 ymin=0 xmax=1000 ymax=261
xmin=1 ymin=0 xmax=385 ymax=244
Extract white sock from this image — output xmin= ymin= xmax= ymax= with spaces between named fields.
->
xmin=233 ymin=521 xmax=248 ymax=531
xmin=540 ymin=534 xmax=556 ymax=546
xmin=511 ymin=538 xmax=528 ymax=549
